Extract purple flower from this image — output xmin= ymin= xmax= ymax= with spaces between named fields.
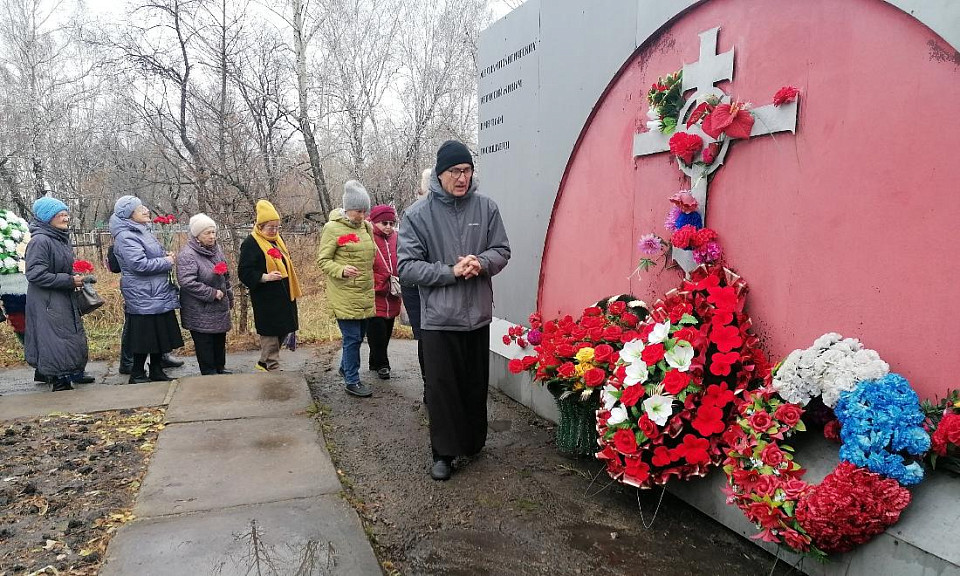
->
xmin=664 ymin=207 xmax=681 ymax=232
xmin=527 ymin=329 xmax=542 ymax=346
xmin=693 ymin=241 xmax=723 ymax=264
xmin=637 ymin=233 xmax=663 ymax=256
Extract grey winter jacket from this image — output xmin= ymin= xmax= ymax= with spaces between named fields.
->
xmin=109 ymin=214 xmax=180 ymax=315
xmin=397 ymin=172 xmax=510 ymax=331
xmin=176 ymin=238 xmax=234 ymax=333
xmin=23 ymin=221 xmax=89 ymax=377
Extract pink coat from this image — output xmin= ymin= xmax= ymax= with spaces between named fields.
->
xmin=372 ymin=228 xmax=401 ymax=318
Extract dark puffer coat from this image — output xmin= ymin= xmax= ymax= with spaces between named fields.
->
xmin=23 ymin=221 xmax=89 ymax=377
xmin=237 ymin=234 xmax=298 ymax=337
xmin=176 ymin=238 xmax=234 ymax=334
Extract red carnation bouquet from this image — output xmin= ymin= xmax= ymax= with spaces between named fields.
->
xmin=923 ymin=388 xmax=960 ymax=474
xmin=596 ymin=265 xmax=770 ymax=488
xmin=337 ymin=233 xmax=360 ymax=246
xmin=72 ymin=260 xmax=95 ymax=274
xmin=506 ymin=296 xmax=651 ymax=402
xmin=213 ymin=262 xmax=228 ymax=275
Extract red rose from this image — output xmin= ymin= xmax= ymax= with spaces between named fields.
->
xmin=781 ymin=478 xmax=810 ymax=500
xmin=662 ymin=370 xmax=690 ymax=395
xmin=637 ymin=414 xmax=660 ymax=440
xmin=668 ymin=131 xmax=704 ymax=165
xmin=583 ymin=306 xmax=602 ymax=317
xmin=772 ymin=86 xmax=800 ymax=106
xmin=507 ymin=359 xmax=524 ymax=374
xmin=760 ymin=443 xmax=785 ymax=467
xmin=620 ymin=384 xmax=645 ymax=407
xmin=691 ymin=405 xmax=725 ymax=436
xmin=521 ymin=355 xmax=538 ymax=370
xmin=607 ymin=301 xmax=626 ymax=315
xmin=613 ymin=429 xmax=638 ymax=455
xmin=602 ymin=325 xmax=623 ymax=341
xmin=749 ymin=411 xmax=773 ymax=433
xmin=593 ymin=344 xmax=615 ymax=364
xmin=213 ymin=261 xmax=229 ymax=275
xmin=556 ymin=343 xmax=577 ymax=358
xmin=780 ymin=528 xmax=811 ymax=553
xmin=774 ymin=403 xmax=803 ymax=428
xmin=671 ymin=326 xmax=698 ymax=344
xmin=267 ymin=247 xmax=283 ymax=259
xmin=745 ymin=502 xmax=782 ymax=529
xmin=640 ymin=343 xmax=665 ymax=365
xmin=502 ymin=335 xmax=512 ymax=345
xmin=583 ymin=367 xmax=606 ymax=388
xmin=620 ymin=312 xmax=639 ymax=326
xmin=556 ymin=362 xmax=576 ymax=378
xmin=823 ymin=419 xmax=842 ymax=443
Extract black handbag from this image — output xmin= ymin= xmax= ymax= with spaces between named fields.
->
xmin=76 ymin=279 xmax=104 ymax=315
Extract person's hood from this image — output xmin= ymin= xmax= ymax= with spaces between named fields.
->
xmin=28 ymin=220 xmax=70 ymax=243
xmin=328 ymin=208 xmax=364 ymax=229
xmin=428 ymin=169 xmax=479 ymax=205
xmin=109 ymin=213 xmax=148 ymax=236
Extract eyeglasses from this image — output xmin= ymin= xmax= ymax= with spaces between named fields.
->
xmin=446 ymin=166 xmax=473 ymax=179
xmin=261 ymin=225 xmax=282 ymax=232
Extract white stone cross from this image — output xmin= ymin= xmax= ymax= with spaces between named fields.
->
xmin=632 ymin=27 xmax=799 ymax=273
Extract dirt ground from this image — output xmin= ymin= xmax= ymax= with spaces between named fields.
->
xmin=304 ymin=341 xmax=798 ymax=576
xmin=0 ymin=408 xmax=164 ymax=576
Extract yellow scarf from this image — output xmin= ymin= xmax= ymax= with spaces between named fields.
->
xmin=251 ymin=227 xmax=302 ymax=301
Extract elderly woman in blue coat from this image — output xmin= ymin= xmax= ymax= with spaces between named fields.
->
xmin=24 ymin=197 xmax=89 ymax=392
xmin=109 ymin=195 xmax=184 ymax=383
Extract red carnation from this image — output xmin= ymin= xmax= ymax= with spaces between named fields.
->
xmin=931 ymin=413 xmax=960 ymax=456
xmin=502 ymin=335 xmax=511 ymax=345
xmin=823 ymin=419 xmax=842 ymax=443
xmin=662 ymin=370 xmax=690 ymax=395
xmin=72 ymin=260 xmax=95 ymax=274
xmin=337 ymin=233 xmax=360 ymax=246
xmin=749 ymin=410 xmax=773 ymax=433
xmin=671 ymin=225 xmax=698 ymax=249
xmin=583 ymin=367 xmax=606 ymax=388
xmin=620 ymin=384 xmax=645 ymax=407
xmin=613 ymin=429 xmax=638 ymax=455
xmin=521 ymin=355 xmax=538 ymax=370
xmin=772 ymin=86 xmax=800 ymax=107
xmin=668 ymin=131 xmax=704 ymax=165
xmin=691 ymin=227 xmax=718 ymax=249
xmin=213 ymin=261 xmax=228 ymax=275
xmin=267 ymin=247 xmax=283 ymax=259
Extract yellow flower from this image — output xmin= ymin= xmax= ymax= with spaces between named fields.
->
xmin=575 ymin=347 xmax=595 ymax=364
xmin=953 ymin=400 xmax=960 ymax=409
xmin=574 ymin=362 xmax=593 ymax=376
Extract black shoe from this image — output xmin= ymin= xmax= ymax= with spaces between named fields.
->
xmin=118 ymin=365 xmax=132 ymax=375
xmin=216 ymin=369 xmax=233 ymax=375
xmin=377 ymin=367 xmax=391 ymax=380
xmin=161 ymin=354 xmax=184 ymax=368
xmin=344 ymin=381 xmax=373 ymax=397
xmin=72 ymin=373 xmax=95 ymax=384
xmin=52 ymin=381 xmax=74 ymax=392
xmin=34 ymin=369 xmax=45 ymax=382
xmin=128 ymin=371 xmax=151 ymax=384
xmin=430 ymin=459 xmax=452 ymax=481
xmin=148 ymin=366 xmax=174 ymax=382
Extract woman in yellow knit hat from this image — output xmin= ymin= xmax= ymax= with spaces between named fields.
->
xmin=238 ymin=199 xmax=301 ymax=371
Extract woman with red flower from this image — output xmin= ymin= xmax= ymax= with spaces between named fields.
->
xmin=317 ymin=180 xmax=376 ymax=397
xmin=238 ymin=199 xmax=301 ymax=372
xmin=177 ymin=213 xmax=234 ymax=375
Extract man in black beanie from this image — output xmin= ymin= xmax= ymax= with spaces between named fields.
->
xmin=397 ymin=140 xmax=511 ymax=481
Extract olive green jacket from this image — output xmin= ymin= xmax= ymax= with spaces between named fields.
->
xmin=317 ymin=209 xmax=375 ymax=319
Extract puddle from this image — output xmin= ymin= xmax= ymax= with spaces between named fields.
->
xmin=258 ymin=381 xmax=294 ymax=402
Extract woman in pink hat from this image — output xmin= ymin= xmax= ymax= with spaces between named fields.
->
xmin=368 ymin=204 xmax=401 ymax=379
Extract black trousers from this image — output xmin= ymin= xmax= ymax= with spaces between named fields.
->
xmin=119 ymin=314 xmax=133 ymax=371
xmin=366 ymin=316 xmax=395 ymax=371
xmin=191 ymin=331 xmax=227 ymax=375
xmin=421 ymin=326 xmax=490 ymax=460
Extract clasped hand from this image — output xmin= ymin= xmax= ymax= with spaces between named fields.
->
xmin=453 ymin=255 xmax=482 ymax=279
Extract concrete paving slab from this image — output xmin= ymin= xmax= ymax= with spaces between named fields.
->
xmin=100 ymin=495 xmax=382 ymax=576
xmin=135 ymin=416 xmax=341 ymax=517
xmin=166 ymin=371 xmax=314 ymax=423
xmin=0 ymin=381 xmax=172 ymax=421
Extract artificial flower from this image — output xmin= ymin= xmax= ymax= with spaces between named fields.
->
xmin=620 ymin=383 xmax=645 ymax=407
xmin=773 ymin=86 xmax=800 ymax=106
xmin=72 ymin=260 xmax=95 ymax=274
xmin=668 ymin=190 xmax=698 ymax=214
xmin=664 ymin=341 xmax=694 ymax=372
xmin=642 ymin=394 xmax=674 ymax=426
xmin=647 ymin=321 xmax=671 ymax=344
xmin=664 ymin=206 xmax=681 ymax=232
xmin=619 ymin=339 xmax=645 ymax=364
xmin=267 ymin=247 xmax=283 ymax=259
xmin=662 ymin=370 xmax=690 ymax=395
xmin=701 ymin=101 xmax=755 ymax=140
xmin=337 ymin=233 xmax=360 ymax=246
xmin=637 ymin=233 xmax=663 ymax=255
xmin=584 ymin=367 xmax=607 ymax=387
xmin=686 ymin=101 xmax=714 ymax=128
xmin=213 ymin=262 xmax=229 ymax=275
xmin=668 ymin=131 xmax=704 ymax=164
xmin=701 ymin=142 xmax=720 ymax=164
xmin=670 ymin=225 xmax=697 ymax=249
xmin=623 ymin=361 xmax=650 ymax=386
xmin=607 ymin=405 xmax=628 ymax=426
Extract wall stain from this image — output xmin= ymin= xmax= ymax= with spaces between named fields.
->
xmin=928 ymin=39 xmax=960 ymax=67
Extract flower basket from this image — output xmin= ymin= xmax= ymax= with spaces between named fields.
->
xmin=553 ymin=393 xmax=599 ymax=457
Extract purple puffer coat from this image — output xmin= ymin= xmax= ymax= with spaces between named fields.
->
xmin=109 ymin=214 xmax=180 ymax=315
xmin=176 ymin=238 xmax=234 ymax=334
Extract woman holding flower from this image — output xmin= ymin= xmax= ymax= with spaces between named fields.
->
xmin=23 ymin=197 xmax=90 ymax=392
xmin=238 ymin=200 xmax=301 ymax=371
xmin=110 ymin=195 xmax=184 ymax=384
xmin=317 ymin=180 xmax=375 ymax=397
xmin=177 ymin=213 xmax=234 ymax=375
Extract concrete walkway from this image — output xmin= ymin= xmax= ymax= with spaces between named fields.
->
xmin=0 ymin=349 xmax=382 ymax=576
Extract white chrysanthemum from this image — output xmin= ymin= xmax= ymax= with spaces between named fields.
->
xmin=9 ymin=229 xmax=21 ymax=241
xmin=648 ymin=321 xmax=671 ymax=344
xmin=812 ymin=332 xmax=842 ymax=350
xmin=832 ymin=338 xmax=862 ymax=355
xmin=2 ymin=257 xmax=16 ymax=269
xmin=642 ymin=395 xmax=674 ymax=426
xmin=619 ymin=339 xmax=645 ymax=364
xmin=665 ymin=341 xmax=694 ymax=372
xmin=3 ymin=239 xmax=15 ymax=251
xmin=623 ymin=361 xmax=649 ymax=386
xmin=851 ymin=349 xmax=889 ymax=382
xmin=607 ymin=406 xmax=628 ymax=426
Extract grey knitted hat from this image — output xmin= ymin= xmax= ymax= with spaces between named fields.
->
xmin=343 ymin=180 xmax=371 ymax=212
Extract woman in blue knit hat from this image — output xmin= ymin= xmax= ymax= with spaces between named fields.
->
xmin=23 ymin=196 xmax=90 ymax=392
